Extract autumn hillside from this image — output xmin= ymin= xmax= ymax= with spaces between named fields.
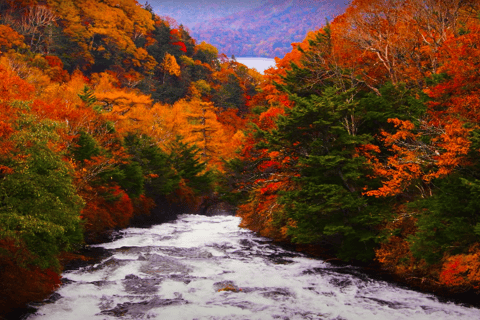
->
xmin=223 ymin=0 xmax=480 ymax=302
xmin=0 ymin=0 xmax=259 ymax=316
xmin=146 ymin=0 xmax=347 ymax=58
xmin=2 ymin=0 xmax=480 ymax=317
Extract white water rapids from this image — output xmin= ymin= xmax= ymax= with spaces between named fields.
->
xmin=28 ymin=214 xmax=480 ymax=320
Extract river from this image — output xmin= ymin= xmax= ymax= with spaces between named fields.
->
xmin=27 ymin=214 xmax=480 ymax=320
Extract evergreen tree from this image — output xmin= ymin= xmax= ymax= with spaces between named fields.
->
xmin=269 ymin=87 xmax=381 ymax=261
xmin=168 ymin=136 xmax=214 ymax=195
xmin=123 ymin=133 xmax=179 ymax=197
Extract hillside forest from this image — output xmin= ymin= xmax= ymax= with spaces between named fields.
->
xmin=167 ymin=0 xmax=345 ymax=58
xmin=1 ymin=0 xmax=480 ymax=316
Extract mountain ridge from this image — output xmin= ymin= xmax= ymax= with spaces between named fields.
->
xmin=143 ymin=0 xmax=346 ymax=58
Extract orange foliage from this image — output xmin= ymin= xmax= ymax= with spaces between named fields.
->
xmin=257 ymin=107 xmax=285 ymax=130
xmin=332 ymin=0 xmax=475 ymax=87
xmin=440 ymin=244 xmax=480 ymax=290
xmin=362 ymin=119 xmax=425 ymax=197
xmin=237 ymin=188 xmax=287 ymax=241
xmin=362 ymin=19 xmax=480 ymax=198
xmin=0 ymin=25 xmax=25 ymax=52
xmin=260 ymin=49 xmax=301 ymax=108
xmin=44 ymin=55 xmax=69 ymax=82
xmin=0 ymin=66 xmax=36 ymax=174
xmin=0 ymin=65 xmax=35 ymax=102
xmin=176 ymin=99 xmax=230 ymax=169
xmin=217 ymin=108 xmax=247 ymax=136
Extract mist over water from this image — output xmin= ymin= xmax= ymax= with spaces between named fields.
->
xmin=28 ymin=215 xmax=480 ymax=320
xmin=236 ymin=57 xmax=276 ymax=74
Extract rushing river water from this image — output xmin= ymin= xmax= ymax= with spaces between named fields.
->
xmin=27 ymin=214 xmax=480 ymax=320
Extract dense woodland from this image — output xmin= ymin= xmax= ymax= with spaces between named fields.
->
xmin=1 ymin=0 xmax=480 ymax=317
xmin=0 ymin=0 xmax=257 ymax=315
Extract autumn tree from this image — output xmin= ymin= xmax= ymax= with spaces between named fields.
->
xmin=168 ymin=136 xmax=214 ymax=193
xmin=162 ymin=52 xmax=181 ymax=81
xmin=0 ymin=0 xmax=264 ymax=313
xmin=179 ymin=100 xmax=223 ymax=162
xmin=0 ymin=102 xmax=83 ymax=314
xmin=194 ymin=41 xmax=219 ymax=65
xmin=0 ymin=25 xmax=25 ymax=52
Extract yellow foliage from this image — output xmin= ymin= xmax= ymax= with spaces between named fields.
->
xmin=162 ymin=53 xmax=181 ymax=77
xmin=178 ymin=99 xmax=228 ymax=168
xmin=90 ymin=72 xmax=153 ymax=128
xmin=195 ymin=41 xmax=218 ymax=57
xmin=188 ymin=80 xmax=211 ymax=99
xmin=132 ymin=47 xmax=157 ymax=70
xmin=120 ymin=97 xmax=235 ymax=170
xmin=180 ymin=55 xmax=195 ymax=66
xmin=0 ymin=54 xmax=51 ymax=95
xmin=47 ymin=0 xmax=155 ymax=71
xmin=221 ymin=130 xmax=245 ymax=160
xmin=39 ymin=70 xmax=86 ymax=107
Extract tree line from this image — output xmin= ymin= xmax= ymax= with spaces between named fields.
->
xmin=0 ymin=0 xmax=257 ymax=316
xmin=2 ymin=0 xmax=480 ymax=316
xmin=224 ymin=0 xmax=480 ymax=298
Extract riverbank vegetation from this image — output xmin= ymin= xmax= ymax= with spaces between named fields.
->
xmin=0 ymin=0 xmax=256 ymax=316
xmin=2 ymin=0 xmax=480 ymax=317
xmin=226 ymin=0 xmax=480 ymax=299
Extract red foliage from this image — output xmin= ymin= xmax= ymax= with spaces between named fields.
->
xmin=45 ymin=55 xmax=63 ymax=69
xmin=257 ymin=107 xmax=285 ymax=130
xmin=44 ymin=55 xmax=69 ymax=82
xmin=217 ymin=108 xmax=247 ymax=135
xmin=259 ymin=181 xmax=282 ymax=195
xmin=80 ymin=185 xmax=134 ymax=241
xmin=0 ymin=238 xmax=61 ymax=316
xmin=169 ymin=28 xmax=187 ymax=52
xmin=440 ymin=256 xmax=467 ymax=287
xmin=0 ymin=66 xmax=34 ymax=101
xmin=168 ymin=178 xmax=199 ymax=211
xmin=171 ymin=41 xmax=187 ymax=52
xmin=132 ymin=195 xmax=156 ymax=216
xmin=258 ymin=160 xmax=281 ymax=173
xmin=439 ymin=244 xmax=480 ymax=290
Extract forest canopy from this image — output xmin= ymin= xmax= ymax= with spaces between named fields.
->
xmin=2 ymin=0 xmax=480 ymax=316
xmin=0 ymin=0 xmax=256 ymax=315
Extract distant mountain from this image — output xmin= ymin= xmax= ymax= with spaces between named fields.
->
xmin=143 ymin=0 xmax=265 ymax=28
xmin=143 ymin=0 xmax=346 ymax=58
